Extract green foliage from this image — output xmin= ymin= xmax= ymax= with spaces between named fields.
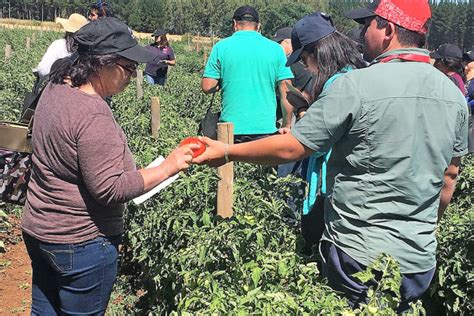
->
xmin=428 ymin=154 xmax=473 ymax=315
xmin=2 ymin=1 xmax=473 ymax=49
xmin=127 ymin=0 xmax=166 ymax=32
xmin=260 ymin=3 xmax=313 ymax=37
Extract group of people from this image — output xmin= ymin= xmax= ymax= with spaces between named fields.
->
xmin=20 ymin=0 xmax=470 ymax=314
xmin=35 ymin=7 xmax=176 ymax=87
xmin=198 ymin=0 xmax=470 ymax=313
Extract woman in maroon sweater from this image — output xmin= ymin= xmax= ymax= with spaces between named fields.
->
xmin=21 ymin=18 xmax=197 ymax=315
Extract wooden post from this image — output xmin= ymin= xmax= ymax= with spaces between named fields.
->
xmin=217 ymin=123 xmax=234 ymax=218
xmin=26 ymin=37 xmax=31 ymax=50
xmin=136 ymin=69 xmax=143 ymax=99
xmin=151 ymin=97 xmax=160 ymax=138
xmin=196 ymin=32 xmax=200 ymax=52
xmin=187 ymin=33 xmax=191 ymax=48
xmin=32 ymin=33 xmax=36 ymax=43
xmin=203 ymin=50 xmax=207 ymax=67
xmin=4 ymin=44 xmax=11 ymax=60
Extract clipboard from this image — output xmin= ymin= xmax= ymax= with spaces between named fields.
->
xmin=133 ymin=156 xmax=179 ymax=205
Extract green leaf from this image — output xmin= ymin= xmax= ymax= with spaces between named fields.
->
xmin=251 ymin=267 xmax=262 ymax=288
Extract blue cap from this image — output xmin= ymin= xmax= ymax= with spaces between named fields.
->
xmin=286 ymin=12 xmax=336 ymax=67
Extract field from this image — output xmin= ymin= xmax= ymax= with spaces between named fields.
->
xmin=0 ymin=27 xmax=472 ymax=315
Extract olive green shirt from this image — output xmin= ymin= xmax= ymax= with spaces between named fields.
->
xmin=292 ymin=48 xmax=468 ymax=273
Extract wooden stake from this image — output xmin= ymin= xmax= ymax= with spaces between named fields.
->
xmin=151 ymin=97 xmax=160 ymax=138
xmin=217 ymin=123 xmax=234 ymax=218
xmin=136 ymin=69 xmax=143 ymax=99
xmin=196 ymin=32 xmax=200 ymax=52
xmin=26 ymin=37 xmax=31 ymax=50
xmin=32 ymin=33 xmax=36 ymax=43
xmin=203 ymin=50 xmax=208 ymax=67
xmin=5 ymin=44 xmax=12 ymax=60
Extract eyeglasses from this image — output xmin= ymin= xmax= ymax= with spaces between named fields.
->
xmin=116 ymin=62 xmax=138 ymax=75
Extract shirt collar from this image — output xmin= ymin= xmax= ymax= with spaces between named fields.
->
xmin=371 ymin=48 xmax=430 ymax=65
xmin=233 ymin=30 xmax=261 ymax=37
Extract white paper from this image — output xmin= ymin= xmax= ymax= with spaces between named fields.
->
xmin=133 ymin=156 xmax=179 ymax=205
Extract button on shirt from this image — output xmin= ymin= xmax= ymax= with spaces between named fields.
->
xmin=292 ymin=48 xmax=468 ymax=273
xmin=203 ymin=31 xmax=293 ymax=135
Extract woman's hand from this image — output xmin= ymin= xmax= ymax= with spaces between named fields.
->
xmin=191 ymin=137 xmax=228 ymax=167
xmin=139 ymin=144 xmax=199 ymax=192
xmin=161 ymin=144 xmax=198 ymax=177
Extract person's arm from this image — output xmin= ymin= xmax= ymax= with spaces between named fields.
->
xmin=438 ymin=157 xmax=461 ymax=220
xmin=202 ymin=45 xmax=221 ymax=94
xmin=165 ymin=59 xmax=176 ymax=66
xmin=165 ymin=47 xmax=176 ymax=66
xmin=77 ymin=113 xmax=196 ymax=205
xmin=279 ymin=80 xmax=293 ymax=129
xmin=201 ymin=78 xmax=220 ymax=94
xmin=439 ymin=100 xmax=470 ymax=219
xmin=194 ymin=133 xmax=312 ymax=167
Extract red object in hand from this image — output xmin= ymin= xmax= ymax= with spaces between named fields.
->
xmin=179 ymin=137 xmax=206 ymax=158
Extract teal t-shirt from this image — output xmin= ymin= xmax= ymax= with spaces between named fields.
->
xmin=203 ymin=31 xmax=293 ymax=135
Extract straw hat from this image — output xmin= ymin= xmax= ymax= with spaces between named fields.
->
xmin=55 ymin=13 xmax=88 ymax=33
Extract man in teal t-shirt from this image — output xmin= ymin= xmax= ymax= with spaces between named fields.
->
xmin=201 ymin=5 xmax=293 ymax=142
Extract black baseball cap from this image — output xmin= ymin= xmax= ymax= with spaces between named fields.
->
xmin=152 ymin=28 xmax=167 ymax=37
xmin=430 ymin=44 xmax=463 ymax=61
xmin=75 ymin=17 xmax=154 ymax=63
xmin=346 ymin=28 xmax=364 ymax=44
xmin=233 ymin=5 xmax=259 ymax=22
xmin=463 ymin=51 xmax=474 ymax=62
xmin=272 ymin=27 xmax=292 ymax=43
xmin=286 ymin=12 xmax=336 ymax=67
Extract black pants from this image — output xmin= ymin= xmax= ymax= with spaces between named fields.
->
xmin=234 ymin=132 xmax=277 ymax=144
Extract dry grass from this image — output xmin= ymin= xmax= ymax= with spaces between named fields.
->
xmin=0 ymin=18 xmax=218 ymax=44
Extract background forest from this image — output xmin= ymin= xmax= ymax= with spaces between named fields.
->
xmin=0 ymin=0 xmax=472 ymax=51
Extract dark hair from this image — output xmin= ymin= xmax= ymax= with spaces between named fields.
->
xmin=50 ymin=53 xmax=121 ymax=87
xmin=304 ymin=31 xmax=367 ymax=100
xmin=435 ymin=57 xmax=467 ymax=82
xmin=375 ymin=16 xmax=429 ymax=48
xmin=64 ymin=32 xmax=76 ymax=53
xmin=235 ymin=19 xmax=258 ymax=29
xmin=87 ymin=5 xmax=99 ymax=20
xmin=154 ymin=34 xmax=169 ymax=47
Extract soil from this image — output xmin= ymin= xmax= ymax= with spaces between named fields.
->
xmin=0 ymin=215 xmax=31 ymax=315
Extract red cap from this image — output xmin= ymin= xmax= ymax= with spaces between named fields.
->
xmin=345 ymin=0 xmax=431 ymax=35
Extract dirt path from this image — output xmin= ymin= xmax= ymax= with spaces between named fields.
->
xmin=0 ymin=216 xmax=31 ymax=315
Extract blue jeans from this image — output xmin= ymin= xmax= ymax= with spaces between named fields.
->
xmin=145 ymin=74 xmax=166 ymax=86
xmin=320 ymin=241 xmax=435 ymax=313
xmin=23 ymin=233 xmax=121 ymax=315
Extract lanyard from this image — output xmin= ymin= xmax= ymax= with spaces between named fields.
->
xmin=377 ymin=53 xmax=431 ymax=64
